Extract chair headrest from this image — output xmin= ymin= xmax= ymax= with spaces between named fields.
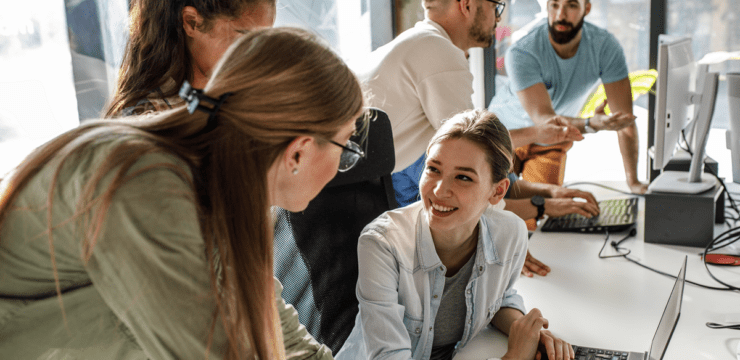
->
xmin=327 ymin=108 xmax=395 ymax=188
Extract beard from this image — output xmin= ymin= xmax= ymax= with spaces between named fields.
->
xmin=469 ymin=4 xmax=495 ymax=48
xmin=548 ymin=16 xmax=585 ymax=44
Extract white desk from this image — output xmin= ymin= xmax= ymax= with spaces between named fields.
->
xmin=454 ymin=183 xmax=740 ymax=360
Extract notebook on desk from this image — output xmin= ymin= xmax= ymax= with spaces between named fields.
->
xmin=540 ymin=256 xmax=687 ymax=360
xmin=541 ymin=198 xmax=638 ymax=233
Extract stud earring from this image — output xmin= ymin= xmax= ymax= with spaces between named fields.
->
xmin=292 ymin=168 xmax=299 ymax=175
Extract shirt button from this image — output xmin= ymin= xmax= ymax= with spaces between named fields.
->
xmin=466 ymin=289 xmax=471 ymax=294
xmin=433 ymin=294 xmax=438 ymax=299
xmin=479 ymin=266 xmax=483 ymax=272
xmin=468 ymin=319 xmax=472 ymax=324
xmin=429 ymin=327 xmax=433 ymax=331
xmin=415 ymin=328 xmax=421 ymax=334
xmin=439 ymin=266 xmax=444 ymax=271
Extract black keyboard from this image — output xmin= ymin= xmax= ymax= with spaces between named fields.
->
xmin=541 ymin=198 xmax=638 ymax=233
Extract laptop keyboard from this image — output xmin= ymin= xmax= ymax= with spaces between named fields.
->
xmin=573 ymin=345 xmax=631 ymax=360
xmin=541 ymin=198 xmax=638 ymax=233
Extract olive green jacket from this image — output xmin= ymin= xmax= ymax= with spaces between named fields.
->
xmin=0 ymin=137 xmax=332 ymax=360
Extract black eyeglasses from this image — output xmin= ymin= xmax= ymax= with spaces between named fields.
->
xmin=328 ymin=139 xmax=365 ymax=172
xmin=487 ymin=0 xmax=506 ymax=18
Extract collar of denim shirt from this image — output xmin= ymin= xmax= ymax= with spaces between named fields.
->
xmin=414 ymin=206 xmax=501 ymax=273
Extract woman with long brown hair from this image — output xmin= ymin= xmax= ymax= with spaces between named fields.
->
xmin=105 ymin=0 xmax=276 ymax=117
xmin=0 ymin=27 xmax=365 ymax=360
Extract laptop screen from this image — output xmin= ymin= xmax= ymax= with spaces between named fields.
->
xmin=647 ymin=256 xmax=687 ymax=360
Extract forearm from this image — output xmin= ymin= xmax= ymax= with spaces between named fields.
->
xmin=503 ymin=199 xmax=538 ymax=221
xmin=508 ymin=179 xmax=556 ymax=199
xmin=492 ymin=307 xmax=526 ymax=336
xmin=509 ymin=127 xmax=538 ymax=149
xmin=617 ymin=123 xmax=640 ymax=184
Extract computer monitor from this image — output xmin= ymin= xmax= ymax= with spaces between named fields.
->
xmin=649 ymin=35 xmax=720 ymax=194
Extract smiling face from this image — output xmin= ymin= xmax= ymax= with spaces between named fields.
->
xmin=419 ymin=138 xmax=507 ymax=241
xmin=547 ymin=0 xmax=590 ymax=45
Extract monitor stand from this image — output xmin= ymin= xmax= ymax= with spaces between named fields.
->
xmin=648 ymin=170 xmax=717 ymax=194
xmin=648 ymin=71 xmax=721 ymax=195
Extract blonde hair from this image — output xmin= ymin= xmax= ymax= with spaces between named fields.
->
xmin=0 ymin=27 xmax=365 ymax=360
xmin=427 ymin=109 xmax=513 ymax=183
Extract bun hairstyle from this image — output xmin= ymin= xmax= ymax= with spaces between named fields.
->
xmin=1 ymin=27 xmax=365 ymax=360
xmin=427 ymin=109 xmax=513 ymax=183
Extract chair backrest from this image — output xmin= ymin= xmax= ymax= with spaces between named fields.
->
xmin=273 ymin=108 xmax=397 ymax=353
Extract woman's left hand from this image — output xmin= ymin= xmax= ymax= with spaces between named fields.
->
xmin=521 ymin=250 xmax=551 ymax=277
xmin=537 ymin=329 xmax=575 ymax=360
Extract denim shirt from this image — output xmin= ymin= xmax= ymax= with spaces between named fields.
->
xmin=336 ymin=202 xmax=528 ymax=360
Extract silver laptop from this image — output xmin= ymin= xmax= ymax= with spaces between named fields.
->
xmin=561 ymin=256 xmax=687 ymax=360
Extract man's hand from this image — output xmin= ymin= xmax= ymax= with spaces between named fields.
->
xmin=548 ymin=187 xmax=598 ymax=205
xmin=537 ymin=329 xmax=575 ymax=360
xmin=521 ymin=250 xmax=551 ymax=277
xmin=544 ymin=198 xmax=600 ymax=218
xmin=502 ymin=309 xmax=550 ymax=360
xmin=590 ymin=100 xmax=637 ymax=132
xmin=628 ymin=180 xmax=649 ymax=194
xmin=536 ymin=117 xmax=584 ymax=144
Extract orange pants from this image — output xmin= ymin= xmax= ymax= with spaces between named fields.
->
xmin=513 ymin=142 xmax=574 ymax=230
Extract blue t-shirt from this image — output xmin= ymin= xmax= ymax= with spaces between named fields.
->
xmin=489 ymin=21 xmax=629 ymax=131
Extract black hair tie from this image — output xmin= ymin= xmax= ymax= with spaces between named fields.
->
xmin=179 ymin=80 xmax=234 ymax=133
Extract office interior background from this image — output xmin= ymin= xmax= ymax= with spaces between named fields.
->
xmin=0 ymin=0 xmax=739 ymax=184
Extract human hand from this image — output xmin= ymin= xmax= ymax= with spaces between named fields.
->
xmin=502 ymin=308 xmax=549 ymax=360
xmin=537 ymin=329 xmax=575 ymax=360
xmin=591 ymin=100 xmax=636 ymax=132
xmin=521 ymin=250 xmax=551 ymax=277
xmin=544 ymin=198 xmax=600 ymax=218
xmin=536 ymin=117 xmax=584 ymax=144
xmin=548 ymin=187 xmax=598 ymax=206
xmin=628 ymin=180 xmax=649 ymax=194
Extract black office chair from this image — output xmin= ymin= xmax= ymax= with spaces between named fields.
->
xmin=273 ymin=108 xmax=397 ymax=353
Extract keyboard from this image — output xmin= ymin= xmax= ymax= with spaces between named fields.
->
xmin=541 ymin=198 xmax=638 ymax=233
xmin=572 ymin=345 xmax=634 ymax=360
xmin=539 ymin=345 xmax=637 ymax=360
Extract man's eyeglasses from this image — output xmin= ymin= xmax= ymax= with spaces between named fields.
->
xmin=328 ymin=139 xmax=366 ymax=172
xmin=487 ymin=0 xmax=506 ymax=18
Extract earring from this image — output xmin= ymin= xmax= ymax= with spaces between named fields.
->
xmin=292 ymin=168 xmax=299 ymax=175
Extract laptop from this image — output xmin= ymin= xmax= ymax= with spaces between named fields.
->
xmin=541 ymin=197 xmax=638 ymax=233
xmin=541 ymin=256 xmax=687 ymax=360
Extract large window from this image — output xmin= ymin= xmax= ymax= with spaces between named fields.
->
xmin=667 ymin=0 xmax=740 ymax=129
xmin=0 ymin=1 xmax=79 ymax=176
xmin=275 ymin=0 xmax=392 ymax=64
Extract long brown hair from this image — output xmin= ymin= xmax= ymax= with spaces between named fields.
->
xmin=0 ymin=27 xmax=365 ymax=360
xmin=427 ymin=109 xmax=513 ymax=183
xmin=104 ymin=0 xmax=274 ymax=117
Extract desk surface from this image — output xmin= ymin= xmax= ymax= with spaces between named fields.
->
xmin=454 ymin=182 xmax=740 ymax=360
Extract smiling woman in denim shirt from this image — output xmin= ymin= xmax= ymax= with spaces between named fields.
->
xmin=336 ymin=109 xmax=574 ymax=360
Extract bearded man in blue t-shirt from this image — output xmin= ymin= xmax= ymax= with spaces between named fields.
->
xmin=490 ymin=0 xmax=648 ymax=194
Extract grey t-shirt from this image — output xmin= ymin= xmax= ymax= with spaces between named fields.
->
xmin=430 ymin=251 xmax=477 ymax=360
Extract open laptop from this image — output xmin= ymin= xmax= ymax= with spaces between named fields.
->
xmin=542 ymin=256 xmax=687 ymax=360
